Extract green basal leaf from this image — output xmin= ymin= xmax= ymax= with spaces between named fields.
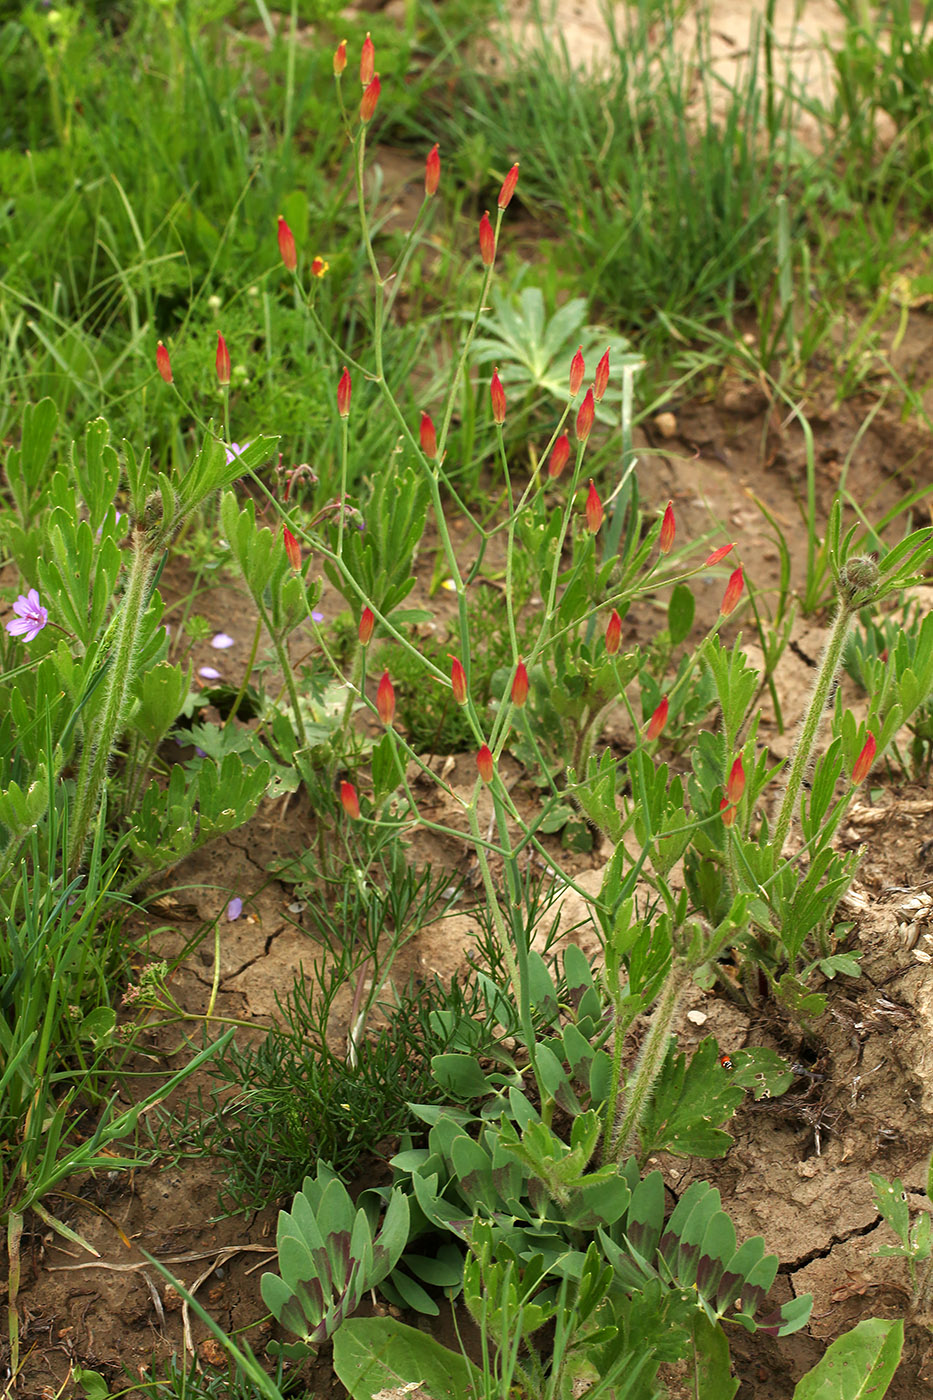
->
xmin=333 ymin=1317 xmax=483 ymax=1400
xmin=791 ymin=1318 xmax=903 ymax=1399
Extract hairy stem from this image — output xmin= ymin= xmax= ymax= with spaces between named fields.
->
xmin=772 ymin=597 xmax=854 ymax=853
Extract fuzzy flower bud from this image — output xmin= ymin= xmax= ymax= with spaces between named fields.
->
xmin=576 ymin=388 xmax=595 ymax=443
xmin=376 ymin=670 xmax=395 ymax=726
xmin=498 ymin=163 xmax=519 ymax=209
xmin=605 ymin=609 xmax=622 ymax=654
xmin=720 ymin=795 xmax=736 ymax=828
xmin=359 ymin=606 xmax=375 ymax=645
xmin=337 ymin=366 xmax=351 ymax=418
xmin=659 ymin=501 xmax=675 ymax=554
xmin=333 ymin=40 xmax=347 ymax=76
xmin=852 ymin=731 xmax=877 ymax=785
xmin=360 ymin=33 xmax=374 ymax=85
xmin=720 ymin=565 xmax=744 ymax=617
xmin=646 ymin=696 xmax=669 ymax=740
xmin=156 ymin=341 xmax=173 ymax=384
xmin=360 ymin=74 xmax=381 ymax=124
xmin=705 ymin=542 xmax=735 ymax=568
xmin=569 ymin=346 xmax=585 ymax=396
xmin=340 ymin=781 xmax=360 ymax=819
xmin=548 ymin=434 xmax=570 ymax=479
xmin=477 ymin=744 xmax=494 ymax=783
xmin=425 ymin=143 xmax=440 ymax=196
xmin=479 ymin=211 xmax=495 ymax=266
xmin=450 ymin=656 xmax=467 ymax=705
xmin=216 ymin=331 xmax=231 ymax=386
xmin=490 ymin=368 xmax=506 ymax=425
xmin=594 ymin=348 xmax=610 ymax=401
xmin=840 ymin=554 xmax=881 ymax=606
xmin=283 ymin=524 xmax=301 ymax=570
xmin=585 ymin=480 xmax=603 ymax=534
xmin=420 ymin=411 xmax=437 ymax=458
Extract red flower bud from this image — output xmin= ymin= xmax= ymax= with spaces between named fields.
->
xmin=420 ymin=411 xmax=437 ymax=458
xmin=360 ymin=32 xmax=374 ymax=85
xmin=490 ymin=368 xmax=506 ymax=425
xmin=283 ymin=524 xmax=301 ymax=570
xmin=727 ymin=755 xmax=746 ymax=805
xmin=156 ymin=341 xmax=173 ymax=384
xmin=705 ymin=542 xmax=735 ymax=568
xmin=576 ymin=387 xmax=595 ymax=443
xmin=585 ymin=480 xmax=603 ymax=534
xmin=449 ymin=656 xmax=467 ymax=705
xmin=333 ymin=39 xmax=347 ymax=76
xmin=569 ymin=346 xmax=585 ymax=396
xmin=498 ymin=163 xmax=519 ymax=209
xmin=337 ymin=366 xmax=352 ymax=418
xmin=852 ymin=731 xmax=877 ymax=785
xmin=360 ymin=74 xmax=381 ymax=124
xmin=720 ymin=565 xmax=744 ymax=617
xmin=720 ymin=795 xmax=736 ymax=828
xmin=340 ymin=781 xmax=360 ymax=819
xmin=376 ymin=670 xmax=395 ymax=726
xmin=594 ymin=348 xmax=610 ymax=401
xmin=646 ymin=696 xmax=669 ymax=740
xmin=359 ymin=606 xmax=374 ymax=645
xmin=548 ymin=434 xmax=570 ymax=479
xmin=477 ymin=744 xmax=494 ymax=783
xmin=277 ymin=215 xmax=297 ymax=271
xmin=659 ymin=501 xmax=675 ymax=555
xmin=605 ymin=609 xmax=622 ymax=654
xmin=216 ymin=331 xmax=231 ymax=386
xmin=479 ymin=210 xmax=495 ymax=266
xmin=511 ymin=659 xmax=529 ymax=708
xmin=425 ymin=143 xmax=440 ymax=196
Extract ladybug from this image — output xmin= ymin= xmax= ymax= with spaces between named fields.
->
xmin=719 ymin=1053 xmax=734 ymax=1072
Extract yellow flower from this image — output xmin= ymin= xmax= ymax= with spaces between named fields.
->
xmin=311 ymin=256 xmax=330 ymax=278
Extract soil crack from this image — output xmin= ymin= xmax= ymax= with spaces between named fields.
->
xmin=784 ymin=1214 xmax=883 ymax=1272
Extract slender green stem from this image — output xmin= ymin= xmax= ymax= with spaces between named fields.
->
xmin=772 ymin=597 xmax=853 ymax=853
xmin=468 ymin=799 xmax=539 ymax=1093
xmin=225 ymin=614 xmax=263 ymax=729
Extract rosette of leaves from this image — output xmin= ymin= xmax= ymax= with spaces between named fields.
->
xmin=470 ymin=283 xmax=639 ymax=424
xmin=260 ymin=1164 xmax=409 ymax=1359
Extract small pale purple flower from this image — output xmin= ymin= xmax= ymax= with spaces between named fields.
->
xmin=211 ymin=632 xmax=235 ymax=649
xmin=198 ymin=666 xmax=222 ymax=681
xmin=227 ymin=897 xmax=243 ymax=921
xmin=5 ymin=589 xmax=48 ymax=643
xmin=311 ymin=610 xmax=324 ymax=623
xmin=225 ymin=441 xmax=250 ymax=466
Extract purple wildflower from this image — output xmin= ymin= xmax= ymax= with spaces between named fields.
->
xmin=211 ymin=633 xmax=235 ymax=649
xmin=198 ymin=666 xmax=222 ymax=681
xmin=5 ymin=589 xmax=48 ymax=643
xmin=311 ymin=610 xmax=324 ymax=623
xmin=226 ymin=897 xmax=243 ymax=921
xmin=225 ymin=442 xmax=250 ymax=467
